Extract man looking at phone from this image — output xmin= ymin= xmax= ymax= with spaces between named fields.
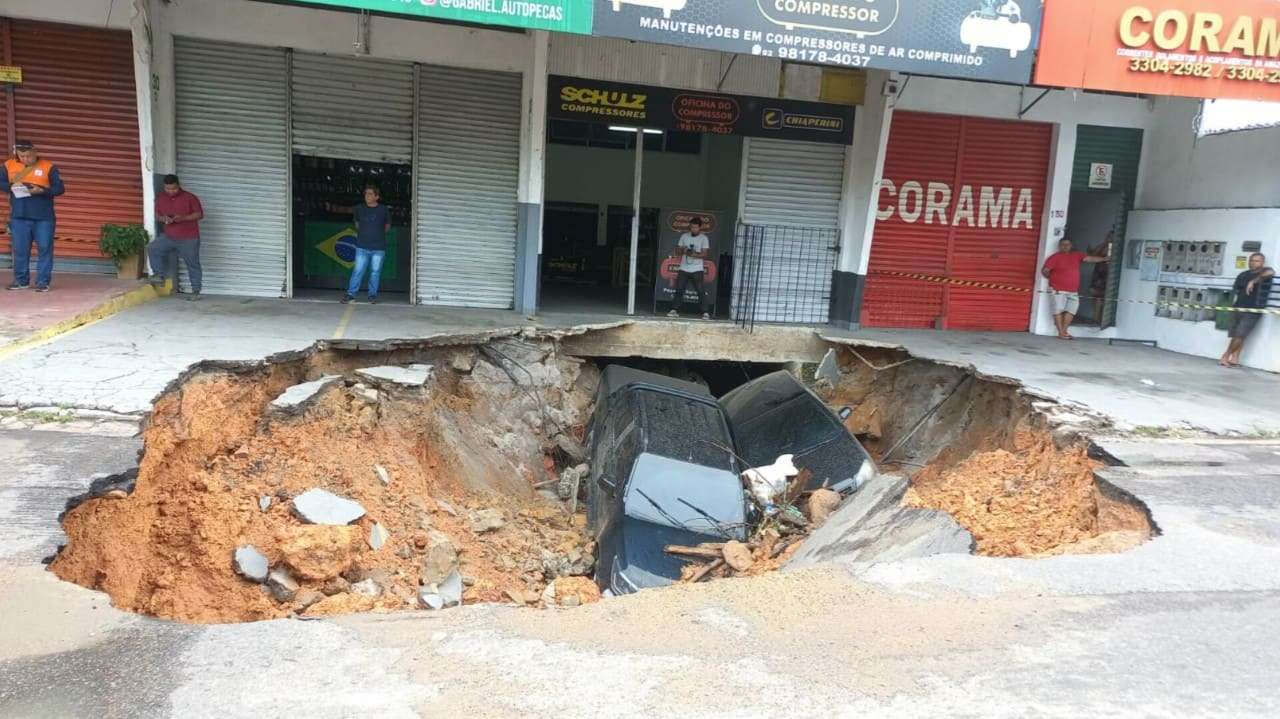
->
xmin=667 ymin=216 xmax=711 ymax=320
xmin=149 ymin=174 xmax=205 ymax=300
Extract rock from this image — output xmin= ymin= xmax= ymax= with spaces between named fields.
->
xmin=259 ymin=496 xmax=272 ymax=512
xmin=557 ymin=464 xmax=588 ymax=500
xmin=412 ymin=532 xmax=429 ymax=549
xmin=353 ymin=383 xmax=380 ymax=403
xmin=355 ymin=364 xmax=434 ymax=389
xmin=505 ymin=588 xmax=532 ymax=605
xmin=540 ymin=582 xmax=556 ymax=606
xmin=416 ymin=512 xmax=432 ymax=530
xmin=303 ymin=592 xmax=376 ymax=617
xmin=374 ymin=465 xmax=391 ymax=486
xmin=395 ymin=544 xmax=414 ymax=560
xmin=269 ymin=375 xmax=341 ymax=412
xmin=807 ymin=489 xmax=843 ymax=526
xmin=561 ymin=595 xmax=581 ymax=608
xmin=276 ymin=525 xmax=364 ymax=581
xmin=468 ymin=508 xmax=506 ymax=533
xmin=722 ymin=541 xmax=754 ymax=573
xmin=292 ymin=488 xmax=366 ymax=525
xmin=266 ymin=567 xmax=300 ymax=602
xmin=321 ymin=576 xmax=351 ymax=596
xmin=233 ymin=545 xmax=269 ymax=583
xmin=351 ymin=578 xmax=382 ymax=598
xmin=104 ymin=489 xmax=128 ymax=500
xmin=554 ymin=433 xmax=588 ymax=464
xmin=418 ymin=569 xmax=463 ymax=610
xmin=551 ymin=576 xmax=602 ymax=606
xmin=436 ymin=499 xmax=459 ymax=517
xmin=786 ymin=473 xmax=975 ymax=570
xmin=294 ymin=589 xmax=325 ymax=610
xmin=368 ymin=522 xmax=390 ymax=551
xmin=816 ymin=348 xmax=840 ymax=386
xmin=448 ymin=350 xmax=475 ymax=372
xmin=420 ymin=532 xmax=459 ymax=586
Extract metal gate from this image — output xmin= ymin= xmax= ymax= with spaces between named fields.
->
xmin=863 ymin=111 xmax=1052 ymax=331
xmin=1 ymin=20 xmax=141 ymax=270
xmin=734 ymin=137 xmax=845 ymax=323
xmin=291 ymin=53 xmax=414 ymax=164
xmin=175 ymin=39 xmax=289 ymax=297
xmin=414 ymin=66 xmax=522 ymax=308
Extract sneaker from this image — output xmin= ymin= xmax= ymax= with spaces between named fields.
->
xmin=6 ymin=283 xmax=29 ymax=291
xmin=35 ymin=285 xmax=50 ymax=293
xmin=185 ymin=292 xmax=201 ymax=302
xmin=368 ymin=295 xmax=378 ymax=305
xmin=667 ymin=309 xmax=678 ymax=318
xmin=340 ymin=295 xmax=353 ymax=304
xmin=148 ymin=275 xmax=165 ymax=285
xmin=701 ymin=312 xmax=711 ymax=320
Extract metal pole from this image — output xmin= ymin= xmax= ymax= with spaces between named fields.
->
xmin=627 ymin=129 xmax=643 ymax=316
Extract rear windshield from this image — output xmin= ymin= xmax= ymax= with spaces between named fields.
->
xmin=636 ymin=391 xmax=736 ymax=471
xmin=732 ymin=394 xmax=840 ymax=468
xmin=623 ymin=453 xmax=746 ymax=539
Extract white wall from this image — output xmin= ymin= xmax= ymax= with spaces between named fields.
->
xmin=1120 ymin=209 xmax=1279 ymax=372
xmin=1139 ymin=101 xmax=1280 ymax=210
xmin=2 ymin=0 xmax=131 ymax=29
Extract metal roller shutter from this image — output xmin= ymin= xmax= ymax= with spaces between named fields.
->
xmin=1 ymin=21 xmax=140 ymax=268
xmin=291 ymin=53 xmax=414 ymax=163
xmin=864 ymin=111 xmax=1051 ymax=331
xmin=735 ymin=137 xmax=845 ymax=323
xmin=175 ymin=39 xmax=289 ymax=297
xmin=415 ymin=66 xmax=521 ymax=308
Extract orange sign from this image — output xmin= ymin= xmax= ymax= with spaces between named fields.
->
xmin=1035 ymin=0 xmax=1280 ymax=102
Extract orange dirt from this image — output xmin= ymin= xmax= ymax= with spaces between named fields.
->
xmin=51 ymin=353 xmax=597 ymax=624
xmin=904 ymin=430 xmax=1152 ymax=557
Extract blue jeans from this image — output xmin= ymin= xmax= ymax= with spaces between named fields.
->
xmin=346 ymin=248 xmax=385 ymax=298
xmin=10 ymin=218 xmax=55 ymax=287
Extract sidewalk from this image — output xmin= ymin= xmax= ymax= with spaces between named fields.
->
xmin=0 ymin=273 xmax=151 ymax=350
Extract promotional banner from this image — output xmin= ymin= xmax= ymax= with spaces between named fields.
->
xmin=654 ymin=209 xmax=722 ymax=310
xmin=1035 ymin=0 xmax=1280 ymax=102
xmin=549 ymin=75 xmax=855 ymax=144
xmin=292 ymin=0 xmax=594 ymax=33
xmin=591 ymin=1 xmax=1042 ymax=84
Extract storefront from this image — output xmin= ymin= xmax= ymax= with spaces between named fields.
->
xmin=0 ymin=18 xmax=143 ymax=272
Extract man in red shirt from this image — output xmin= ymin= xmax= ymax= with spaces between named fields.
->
xmin=1041 ymin=238 xmax=1109 ymax=340
xmin=148 ymin=174 xmax=205 ymax=301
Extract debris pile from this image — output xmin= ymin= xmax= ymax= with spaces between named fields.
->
xmin=50 ymin=338 xmax=605 ymax=623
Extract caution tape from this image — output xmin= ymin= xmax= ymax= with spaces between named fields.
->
xmin=870 ymin=269 xmax=1280 ymax=316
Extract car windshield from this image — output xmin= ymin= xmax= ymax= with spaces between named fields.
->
xmin=623 ymin=453 xmax=746 ymax=539
xmin=733 ymin=395 xmax=840 ymax=468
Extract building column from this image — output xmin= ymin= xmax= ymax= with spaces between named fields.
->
xmin=514 ymin=30 xmax=549 ymax=315
xmin=1030 ymin=122 xmax=1076 ymax=336
xmin=830 ymin=70 xmax=895 ymax=330
xmin=129 ymin=0 xmax=157 ymax=242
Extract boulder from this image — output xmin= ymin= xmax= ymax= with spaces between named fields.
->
xmin=233 ymin=545 xmax=269 ymax=583
xmin=420 ymin=532 xmax=459 ymax=586
xmin=266 ymin=567 xmax=300 ymax=602
xmin=276 ymin=525 xmax=364 ymax=581
xmin=269 ymin=375 xmax=341 ymax=413
xmin=786 ymin=474 xmax=974 ymax=570
xmin=806 ymin=489 xmax=843 ymax=526
xmin=292 ymin=488 xmax=366 ymax=525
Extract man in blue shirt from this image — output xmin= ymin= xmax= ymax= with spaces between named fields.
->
xmin=342 ymin=185 xmax=390 ymax=304
xmin=3 ymin=140 xmax=66 ymax=292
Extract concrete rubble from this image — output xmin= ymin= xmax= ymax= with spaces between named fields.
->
xmin=355 ymin=364 xmax=434 ymax=389
xmin=292 ymin=489 xmax=368 ymax=526
xmin=368 ymin=522 xmax=390 ymax=550
xmin=233 ymin=545 xmax=269 ymax=583
xmin=269 ymin=375 xmax=342 ymax=412
xmin=468 ymin=508 xmax=506 ymax=533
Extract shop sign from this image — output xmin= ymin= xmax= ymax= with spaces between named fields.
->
xmin=590 ymin=1 xmax=1042 ymax=84
xmin=290 ymin=0 xmax=594 ymax=33
xmin=0 ymin=65 xmax=21 ymax=84
xmin=876 ymin=179 xmax=1038 ymax=229
xmin=548 ymin=75 xmax=855 ymax=144
xmin=1035 ymin=0 xmax=1280 ymax=102
xmin=1088 ymin=162 xmax=1114 ymax=189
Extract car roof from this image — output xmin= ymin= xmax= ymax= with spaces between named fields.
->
xmin=599 ymin=365 xmax=713 ymax=402
xmin=719 ymin=369 xmax=811 ymax=420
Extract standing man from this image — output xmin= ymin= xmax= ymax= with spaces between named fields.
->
xmin=149 ymin=174 xmax=205 ymax=301
xmin=3 ymin=140 xmax=65 ymax=292
xmin=667 ymin=216 xmax=711 ymax=320
xmin=1220 ymin=253 xmax=1274 ymax=368
xmin=342 ymin=185 xmax=390 ymax=304
xmin=1041 ymin=238 xmax=1109 ymax=340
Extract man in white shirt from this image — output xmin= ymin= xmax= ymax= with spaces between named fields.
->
xmin=668 ymin=216 xmax=711 ymax=320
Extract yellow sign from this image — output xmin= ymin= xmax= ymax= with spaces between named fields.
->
xmin=1237 ymin=255 xmax=1249 ymax=269
xmin=0 ymin=66 xmax=21 ymax=84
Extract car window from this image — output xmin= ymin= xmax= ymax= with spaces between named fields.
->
xmin=734 ymin=396 xmax=840 ymax=468
xmin=637 ymin=391 xmax=735 ymax=470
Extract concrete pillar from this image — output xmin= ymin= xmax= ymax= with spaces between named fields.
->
xmin=1030 ymin=122 xmax=1076 ymax=336
xmin=129 ymin=0 xmax=156 ymax=242
xmin=514 ymin=30 xmax=549 ymax=315
xmin=830 ymin=70 xmax=895 ymax=330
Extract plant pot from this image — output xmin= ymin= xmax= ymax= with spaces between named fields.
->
xmin=115 ymin=252 xmax=142 ymax=280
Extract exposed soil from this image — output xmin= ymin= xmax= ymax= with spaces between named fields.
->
xmin=51 ymin=339 xmax=601 ymax=624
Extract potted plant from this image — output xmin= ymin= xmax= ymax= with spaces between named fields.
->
xmin=99 ymin=223 xmax=149 ymax=280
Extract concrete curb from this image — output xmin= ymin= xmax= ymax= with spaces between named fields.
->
xmin=0 ymin=281 xmax=164 ymax=361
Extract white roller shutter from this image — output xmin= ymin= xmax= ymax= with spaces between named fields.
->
xmin=175 ymin=39 xmax=288 ymax=297
xmin=291 ymin=53 xmax=414 ymax=163
xmin=734 ymin=137 xmax=846 ymax=323
xmin=415 ymin=66 xmax=521 ymax=308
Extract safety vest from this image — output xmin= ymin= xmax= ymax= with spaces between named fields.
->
xmin=5 ymin=158 xmax=54 ymax=189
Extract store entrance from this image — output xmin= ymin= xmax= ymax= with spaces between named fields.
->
xmin=540 ymin=119 xmax=743 ymax=317
xmin=291 ymin=156 xmax=413 ymax=302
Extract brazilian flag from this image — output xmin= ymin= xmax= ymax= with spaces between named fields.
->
xmin=303 ymin=221 xmax=400 ymax=281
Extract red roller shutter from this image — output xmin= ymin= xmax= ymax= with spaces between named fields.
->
xmin=0 ymin=20 xmax=142 ymax=261
xmin=863 ymin=111 xmax=1051 ymax=331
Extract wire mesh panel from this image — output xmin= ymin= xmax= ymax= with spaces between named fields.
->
xmin=731 ymin=223 xmax=839 ymax=331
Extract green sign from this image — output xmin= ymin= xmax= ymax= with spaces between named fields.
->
xmin=293 ymin=0 xmax=593 ymax=34
xmin=303 ymin=221 xmax=401 ymax=281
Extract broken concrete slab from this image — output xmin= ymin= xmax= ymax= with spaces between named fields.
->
xmin=787 ymin=473 xmax=974 ymax=569
xmin=468 ymin=508 xmax=505 ymax=533
xmin=266 ymin=567 xmax=299 ymax=602
xmin=269 ymin=375 xmax=342 ymax=412
xmin=368 ymin=522 xmax=389 ymax=551
xmin=419 ymin=569 xmax=463 ymax=610
xmin=233 ymin=545 xmax=269 ymax=583
xmin=292 ymin=488 xmax=367 ymax=525
xmin=355 ymin=364 xmax=434 ymax=389
xmin=816 ymin=348 xmax=840 ymax=385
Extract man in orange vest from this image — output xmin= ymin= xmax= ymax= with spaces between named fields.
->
xmin=3 ymin=139 xmax=65 ymax=291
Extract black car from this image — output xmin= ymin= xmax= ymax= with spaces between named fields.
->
xmin=720 ymin=370 xmax=876 ymax=493
xmin=586 ymin=366 xmax=748 ymax=595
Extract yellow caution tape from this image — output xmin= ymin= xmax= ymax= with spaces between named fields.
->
xmin=869 ymin=269 xmax=1280 ymax=316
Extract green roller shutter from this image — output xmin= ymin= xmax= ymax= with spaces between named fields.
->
xmin=1071 ymin=125 xmax=1143 ymax=328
